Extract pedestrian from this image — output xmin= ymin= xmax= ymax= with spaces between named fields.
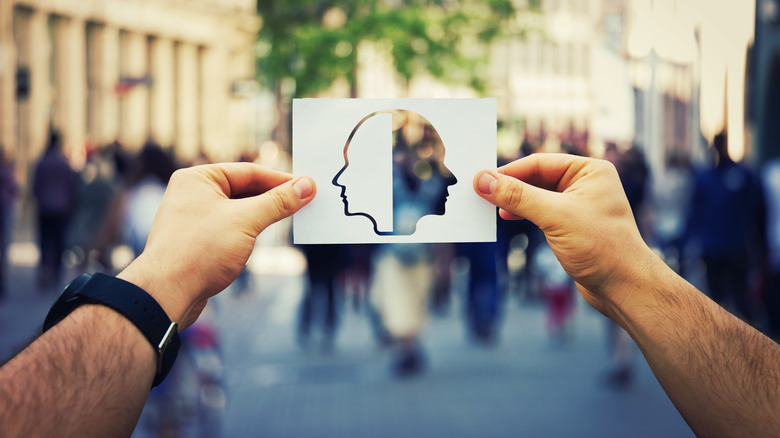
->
xmin=66 ymin=146 xmax=121 ymax=271
xmin=460 ymin=241 xmax=502 ymax=343
xmin=651 ymin=152 xmax=693 ymax=274
xmin=297 ymin=244 xmax=342 ymax=351
xmin=687 ymin=131 xmax=764 ymax=322
xmin=370 ymin=241 xmax=433 ymax=376
xmin=532 ymin=242 xmax=575 ymax=342
xmin=121 ymin=141 xmax=177 ymax=257
xmin=32 ymin=129 xmax=77 ymax=290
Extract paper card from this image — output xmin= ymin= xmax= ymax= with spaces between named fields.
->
xmin=292 ymin=98 xmax=496 ymax=244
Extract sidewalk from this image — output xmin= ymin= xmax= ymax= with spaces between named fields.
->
xmin=211 ymin=272 xmax=693 ymax=438
xmin=0 ymin=249 xmax=694 ymax=438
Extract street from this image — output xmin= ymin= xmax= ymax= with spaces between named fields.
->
xmin=0 ymin=247 xmax=693 ymax=438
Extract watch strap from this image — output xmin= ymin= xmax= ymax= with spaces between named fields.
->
xmin=44 ymin=273 xmax=180 ymax=388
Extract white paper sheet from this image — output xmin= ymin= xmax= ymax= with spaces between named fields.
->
xmin=292 ymin=98 xmax=496 ymax=244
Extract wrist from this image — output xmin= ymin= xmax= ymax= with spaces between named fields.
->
xmin=600 ymin=246 xmax=672 ymax=330
xmin=117 ymin=254 xmax=190 ymax=327
xmin=43 ymin=272 xmax=181 ymax=387
xmin=606 ymin=249 xmax=697 ymax=341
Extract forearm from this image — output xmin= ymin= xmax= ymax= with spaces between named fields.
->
xmin=0 ymin=305 xmax=155 ymax=437
xmin=615 ymin=254 xmax=780 ymax=437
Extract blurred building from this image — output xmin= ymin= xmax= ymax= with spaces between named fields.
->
xmin=488 ymin=0 xmax=756 ymax=180
xmin=751 ymin=0 xmax=780 ymax=165
xmin=0 ymin=0 xmax=261 ymax=181
xmin=625 ymin=0 xmax=705 ymax=176
xmin=490 ymin=0 xmax=599 ymax=156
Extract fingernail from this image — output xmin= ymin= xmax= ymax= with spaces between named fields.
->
xmin=293 ymin=178 xmax=313 ymax=199
xmin=477 ymin=172 xmax=497 ymax=195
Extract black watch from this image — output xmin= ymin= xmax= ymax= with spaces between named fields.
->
xmin=43 ymin=273 xmax=181 ymax=388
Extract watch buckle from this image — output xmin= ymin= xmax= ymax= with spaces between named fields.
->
xmin=156 ymin=322 xmax=179 ymax=374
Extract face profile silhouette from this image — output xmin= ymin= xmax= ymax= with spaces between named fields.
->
xmin=332 ymin=109 xmax=457 ymax=236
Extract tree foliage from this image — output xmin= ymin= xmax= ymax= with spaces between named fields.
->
xmin=256 ymin=0 xmax=535 ymax=97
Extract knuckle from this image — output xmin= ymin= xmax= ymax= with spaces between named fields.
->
xmin=270 ymin=189 xmax=292 ymax=214
xmin=597 ymin=159 xmax=619 ymax=177
xmin=168 ymin=167 xmax=192 ymax=186
xmin=502 ymin=182 xmax=524 ymax=210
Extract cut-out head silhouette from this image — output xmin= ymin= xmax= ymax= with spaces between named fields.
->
xmin=333 ymin=109 xmax=457 ymax=236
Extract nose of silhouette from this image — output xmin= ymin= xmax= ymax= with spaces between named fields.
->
xmin=441 ymin=164 xmax=457 ymax=186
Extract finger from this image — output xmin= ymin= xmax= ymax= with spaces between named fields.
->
xmin=499 ymin=209 xmax=524 ymax=221
xmin=474 ymin=170 xmax=561 ymax=229
xmin=193 ymin=163 xmax=294 ymax=199
xmin=497 ymin=153 xmax=591 ymax=193
xmin=249 ymin=176 xmax=317 ymax=232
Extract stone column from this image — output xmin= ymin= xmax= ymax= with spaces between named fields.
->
xmin=174 ymin=42 xmax=199 ymax=161
xmin=199 ymin=45 xmax=229 ymax=161
xmin=26 ymin=10 xmax=51 ymax=160
xmin=149 ymin=36 xmax=175 ymax=147
xmin=228 ymin=49 xmax=256 ymax=156
xmin=87 ymin=24 xmax=120 ymax=147
xmin=119 ymin=30 xmax=149 ymax=151
xmin=0 ymin=0 xmax=17 ymax=160
xmin=54 ymin=16 xmax=87 ymax=164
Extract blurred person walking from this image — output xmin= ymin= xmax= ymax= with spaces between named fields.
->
xmin=67 ymin=147 xmax=121 ymax=271
xmin=687 ymin=132 xmax=764 ymax=324
xmin=0 ymin=148 xmax=18 ymax=299
xmin=121 ymin=142 xmax=176 ymax=257
xmin=297 ymin=244 xmax=343 ymax=351
xmin=370 ymin=242 xmax=433 ymax=376
xmin=459 ymin=242 xmax=502 ymax=344
xmin=298 ymin=244 xmax=374 ymax=350
xmin=32 ymin=130 xmax=77 ymax=290
xmin=532 ymin=242 xmax=576 ymax=343
xmin=651 ymin=152 xmax=694 ymax=274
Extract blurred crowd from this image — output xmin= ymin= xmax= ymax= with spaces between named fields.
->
xmin=1 ymin=124 xmax=780 ymax=433
xmin=295 ymin=128 xmax=780 ymax=391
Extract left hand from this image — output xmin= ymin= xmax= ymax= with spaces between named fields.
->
xmin=473 ymin=153 xmax=652 ymax=321
xmin=118 ymin=163 xmax=316 ymax=329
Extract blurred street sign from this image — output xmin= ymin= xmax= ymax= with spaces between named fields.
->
xmin=115 ymin=74 xmax=153 ymax=96
xmin=231 ymin=80 xmax=260 ymax=97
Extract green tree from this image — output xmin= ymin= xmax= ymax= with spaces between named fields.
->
xmin=256 ymin=0 xmax=539 ymax=145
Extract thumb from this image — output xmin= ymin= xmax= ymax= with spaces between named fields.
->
xmin=473 ymin=171 xmax=561 ymax=228
xmin=250 ymin=176 xmax=316 ymax=232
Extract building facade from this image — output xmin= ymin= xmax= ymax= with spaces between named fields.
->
xmin=751 ymin=0 xmax=780 ymax=165
xmin=625 ymin=0 xmax=704 ymax=175
xmin=489 ymin=0 xmax=598 ymax=155
xmin=0 ymin=0 xmax=260 ymax=181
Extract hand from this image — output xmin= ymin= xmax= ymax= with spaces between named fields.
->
xmin=474 ymin=153 xmax=657 ymax=320
xmin=118 ymin=163 xmax=316 ymax=329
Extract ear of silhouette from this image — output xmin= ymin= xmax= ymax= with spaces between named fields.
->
xmin=333 ymin=109 xmax=457 ymax=236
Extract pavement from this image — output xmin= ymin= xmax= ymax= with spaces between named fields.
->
xmin=0 ymin=246 xmax=694 ymax=438
xmin=210 ymin=271 xmax=693 ymax=438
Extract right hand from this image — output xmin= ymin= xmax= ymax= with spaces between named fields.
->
xmin=473 ymin=153 xmax=658 ymax=320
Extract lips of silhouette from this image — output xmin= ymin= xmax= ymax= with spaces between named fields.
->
xmin=434 ymin=188 xmax=450 ymax=215
xmin=336 ymin=185 xmax=349 ymax=211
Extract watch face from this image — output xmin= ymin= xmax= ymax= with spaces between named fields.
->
xmin=42 ymin=274 xmax=93 ymax=331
